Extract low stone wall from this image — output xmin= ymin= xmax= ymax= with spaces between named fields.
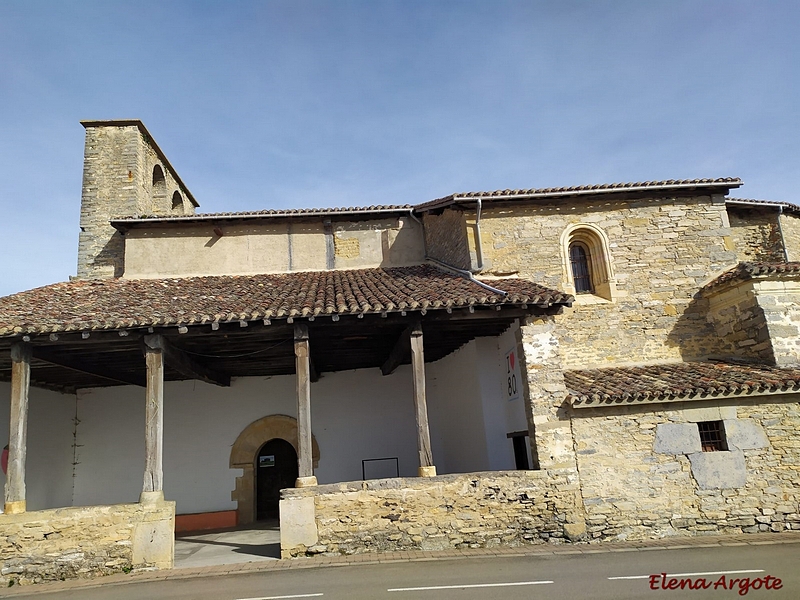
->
xmin=280 ymin=469 xmax=586 ymax=558
xmin=573 ymin=397 xmax=800 ymax=542
xmin=0 ymin=500 xmax=175 ymax=586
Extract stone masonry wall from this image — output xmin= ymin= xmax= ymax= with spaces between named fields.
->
xmin=0 ymin=501 xmax=175 ymax=586
xmin=518 ymin=316 xmax=574 ymax=471
xmin=779 ymin=212 xmax=800 ymax=262
xmin=727 ymin=207 xmax=784 ymax=263
xmin=572 ymin=396 xmax=800 ymax=542
xmin=78 ymin=123 xmax=195 ymax=279
xmin=470 ymin=195 xmax=737 ymax=368
xmin=753 ymin=280 xmax=800 ymax=366
xmin=78 ymin=125 xmax=143 ymax=279
xmin=706 ymin=279 xmax=800 ymax=367
xmin=281 ymin=470 xmax=586 ymax=557
xmin=422 ymin=209 xmax=471 ymax=270
xmin=704 ymin=281 xmax=771 ymax=364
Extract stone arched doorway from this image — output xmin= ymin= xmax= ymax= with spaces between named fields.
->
xmin=230 ymin=415 xmax=320 ymax=526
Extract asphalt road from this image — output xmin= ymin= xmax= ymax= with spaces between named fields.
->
xmin=4 ymin=543 xmax=798 ymax=599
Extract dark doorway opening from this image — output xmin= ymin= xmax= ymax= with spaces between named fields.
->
xmin=256 ymin=438 xmax=298 ymax=521
xmin=507 ymin=430 xmax=531 ymax=470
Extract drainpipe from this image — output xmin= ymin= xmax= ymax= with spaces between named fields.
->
xmin=427 ymin=256 xmax=508 ymax=296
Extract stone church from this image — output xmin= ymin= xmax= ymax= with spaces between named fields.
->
xmin=0 ymin=120 xmax=798 ymax=584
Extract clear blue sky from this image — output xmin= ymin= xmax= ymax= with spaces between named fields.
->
xmin=1 ymin=1 xmax=798 ymax=295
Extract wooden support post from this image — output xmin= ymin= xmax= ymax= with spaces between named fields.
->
xmin=142 ymin=335 xmax=165 ymax=504
xmin=5 ymin=343 xmax=31 ymax=514
xmin=294 ymin=323 xmax=317 ymax=487
xmin=410 ymin=323 xmax=436 ymax=477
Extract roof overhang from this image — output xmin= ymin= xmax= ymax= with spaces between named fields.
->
xmin=416 ymin=178 xmax=743 ymax=213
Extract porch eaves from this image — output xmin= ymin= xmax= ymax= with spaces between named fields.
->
xmin=566 ymin=360 xmax=800 ymax=408
xmin=0 ymin=265 xmax=572 ymax=337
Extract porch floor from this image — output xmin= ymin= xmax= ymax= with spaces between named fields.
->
xmin=174 ymin=520 xmax=281 ymax=568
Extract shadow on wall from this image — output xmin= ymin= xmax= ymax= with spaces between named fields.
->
xmin=93 ymin=234 xmax=126 ymax=278
xmin=665 ymin=292 xmax=739 ymax=361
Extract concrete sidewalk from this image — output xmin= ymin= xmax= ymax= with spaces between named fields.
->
xmin=4 ymin=530 xmax=800 ymax=597
xmin=174 ymin=520 xmax=281 ymax=568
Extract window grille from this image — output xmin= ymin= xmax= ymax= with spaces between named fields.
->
xmin=569 ymin=243 xmax=593 ymax=293
xmin=698 ymin=421 xmax=727 ymax=452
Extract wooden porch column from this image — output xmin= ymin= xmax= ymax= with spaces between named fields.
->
xmin=410 ymin=323 xmax=436 ymax=477
xmin=5 ymin=343 xmax=31 ymax=514
xmin=142 ymin=335 xmax=165 ymax=504
xmin=294 ymin=324 xmax=317 ymax=487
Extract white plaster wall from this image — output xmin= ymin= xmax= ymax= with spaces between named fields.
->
xmin=477 ymin=324 xmax=529 ymax=470
xmin=0 ymin=383 xmax=74 ymax=511
xmin=427 ymin=341 xmax=491 ymax=474
xmin=427 ymin=327 xmax=527 ymax=474
xmin=72 ymin=368 xmax=420 ymax=515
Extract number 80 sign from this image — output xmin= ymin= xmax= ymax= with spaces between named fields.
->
xmin=505 ymin=348 xmax=521 ymax=401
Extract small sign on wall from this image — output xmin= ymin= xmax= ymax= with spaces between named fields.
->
xmin=505 ymin=348 xmax=522 ymax=401
xmin=259 ymin=455 xmax=275 ymax=468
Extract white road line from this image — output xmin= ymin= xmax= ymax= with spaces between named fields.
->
xmin=388 ymin=581 xmax=553 ymax=592
xmin=608 ymin=569 xmax=765 ymax=581
xmin=236 ymin=594 xmax=323 ymax=600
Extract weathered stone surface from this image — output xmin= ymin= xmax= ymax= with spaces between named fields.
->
xmin=724 ymin=418 xmax=769 ymax=450
xmin=0 ymin=501 xmax=175 ymax=587
xmin=654 ymin=423 xmax=701 ymax=454
xmin=281 ymin=470 xmax=585 ymax=557
xmin=573 ymin=397 xmax=800 ymax=541
xmin=472 ymin=195 xmax=736 ymax=367
xmin=280 ymin=496 xmax=318 ymax=554
xmin=688 ymin=451 xmax=747 ymax=490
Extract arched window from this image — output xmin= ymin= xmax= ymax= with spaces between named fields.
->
xmin=152 ymin=164 xmax=166 ymax=189
xmin=561 ymin=224 xmax=617 ymax=302
xmin=171 ymin=191 xmax=184 ymax=213
xmin=151 ymin=165 xmax=167 ymax=213
xmin=569 ymin=241 xmax=593 ymax=293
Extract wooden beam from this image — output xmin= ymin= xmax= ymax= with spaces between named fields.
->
xmin=410 ymin=324 xmax=435 ymax=475
xmin=294 ymin=323 xmax=316 ymax=485
xmin=31 ymin=346 xmax=146 ymax=387
xmin=5 ymin=343 xmax=31 ymax=513
xmin=381 ymin=325 xmax=413 ymax=376
xmin=144 ymin=335 xmax=230 ymax=387
xmin=142 ymin=335 xmax=164 ymax=496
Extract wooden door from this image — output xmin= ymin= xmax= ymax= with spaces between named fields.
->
xmin=256 ymin=438 xmax=298 ymax=520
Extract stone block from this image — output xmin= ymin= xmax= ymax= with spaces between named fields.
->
xmin=132 ymin=504 xmax=175 ymax=569
xmin=280 ymin=497 xmax=318 ymax=553
xmin=654 ymin=423 xmax=701 ymax=454
xmin=688 ymin=451 xmax=747 ymax=490
xmin=724 ymin=419 xmax=769 ymax=450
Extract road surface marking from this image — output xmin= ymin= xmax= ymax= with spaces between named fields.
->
xmin=236 ymin=594 xmax=323 ymax=600
xmin=388 ymin=581 xmax=553 ymax=592
xmin=608 ymin=569 xmax=764 ymax=580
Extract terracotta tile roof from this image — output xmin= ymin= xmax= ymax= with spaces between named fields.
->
xmin=417 ymin=177 xmax=742 ymax=211
xmin=726 ymin=197 xmax=800 ymax=214
xmin=111 ymin=205 xmax=414 ymax=226
xmin=703 ymin=262 xmax=800 ymax=293
xmin=566 ymin=361 xmax=800 ymax=407
xmin=0 ymin=266 xmax=571 ymax=336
